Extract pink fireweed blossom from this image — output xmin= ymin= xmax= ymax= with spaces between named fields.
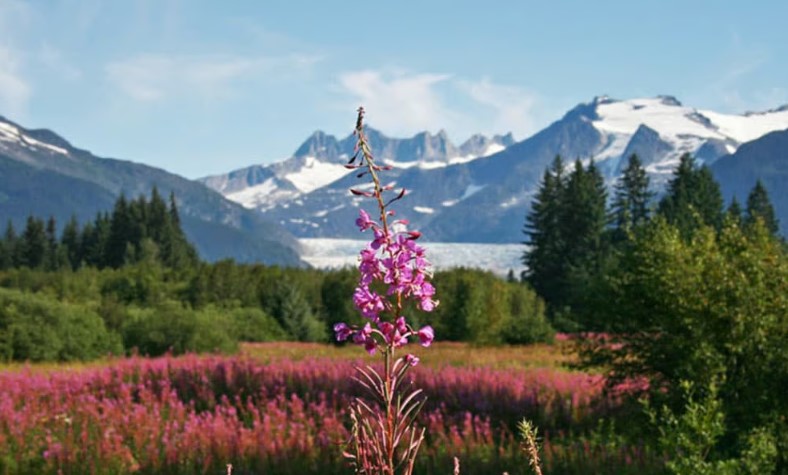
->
xmin=355 ymin=209 xmax=377 ymax=232
xmin=336 ymin=107 xmax=436 ymax=475
xmin=418 ymin=326 xmax=435 ymax=347
xmin=333 ymin=107 xmax=438 ymax=354
xmin=351 ymin=323 xmax=377 ymax=355
xmin=353 ymin=285 xmax=386 ymax=321
xmin=334 ymin=323 xmax=353 ymax=342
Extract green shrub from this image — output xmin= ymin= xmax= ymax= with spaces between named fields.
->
xmin=121 ymin=301 xmax=236 ymax=356
xmin=0 ymin=288 xmax=121 ymax=362
xmin=227 ymin=307 xmax=287 ymax=342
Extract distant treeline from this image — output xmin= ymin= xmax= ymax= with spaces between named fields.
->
xmin=0 ymin=187 xmax=197 ymax=272
xmin=0 ymin=190 xmax=552 ymax=362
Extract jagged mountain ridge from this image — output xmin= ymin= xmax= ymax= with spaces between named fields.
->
xmin=0 ymin=116 xmax=303 ymax=266
xmin=207 ymin=95 xmax=788 ymax=243
xmin=199 ymin=128 xmax=515 ymax=211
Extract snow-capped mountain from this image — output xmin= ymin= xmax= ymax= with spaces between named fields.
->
xmin=199 ymin=128 xmax=514 ymax=211
xmin=581 ymin=95 xmax=788 ymax=181
xmin=204 ymin=96 xmax=788 ymax=243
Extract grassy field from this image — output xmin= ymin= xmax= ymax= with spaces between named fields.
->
xmin=0 ymin=343 xmax=662 ymax=475
xmin=240 ymin=341 xmax=578 ymax=369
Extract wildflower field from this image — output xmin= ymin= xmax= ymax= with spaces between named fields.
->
xmin=0 ymin=342 xmax=663 ymax=475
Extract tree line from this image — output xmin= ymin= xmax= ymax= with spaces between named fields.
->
xmin=523 ymin=153 xmax=786 ymax=471
xmin=0 ymin=187 xmax=197 ymax=272
xmin=0 ymin=189 xmax=554 ymax=363
xmin=523 ymin=152 xmax=780 ymax=329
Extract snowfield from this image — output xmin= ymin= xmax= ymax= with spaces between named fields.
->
xmin=299 ymin=238 xmax=526 ymax=277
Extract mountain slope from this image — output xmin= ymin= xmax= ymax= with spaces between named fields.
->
xmin=0 ymin=116 xmax=303 ymax=266
xmin=711 ymin=128 xmax=788 ymax=235
xmin=205 ymin=95 xmax=788 ymax=243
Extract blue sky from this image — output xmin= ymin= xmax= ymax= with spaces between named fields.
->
xmin=1 ymin=0 xmax=786 ymax=178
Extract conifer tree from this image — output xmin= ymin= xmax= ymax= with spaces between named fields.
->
xmin=20 ymin=216 xmax=47 ymax=268
xmin=60 ymin=215 xmax=81 ymax=270
xmin=658 ymin=154 xmax=724 ymax=238
xmin=148 ymin=186 xmax=169 ymax=242
xmin=611 ymin=154 xmax=653 ymax=237
xmin=560 ymin=159 xmax=610 ymax=319
xmin=106 ymin=194 xmax=132 ymax=268
xmin=726 ymin=197 xmax=743 ymax=227
xmin=523 ymin=155 xmax=567 ymax=305
xmin=0 ymin=221 xmax=19 ymax=269
xmin=44 ymin=216 xmax=59 ymax=270
xmin=745 ymin=180 xmax=779 ymax=236
xmin=562 ymin=159 xmax=608 ymax=267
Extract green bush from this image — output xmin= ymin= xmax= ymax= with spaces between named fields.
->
xmin=0 ymin=288 xmax=121 ymax=362
xmin=121 ymin=301 xmax=237 ymax=356
xmin=227 ymin=307 xmax=287 ymax=342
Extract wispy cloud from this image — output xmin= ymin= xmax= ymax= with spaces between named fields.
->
xmin=338 ymin=70 xmax=456 ymax=134
xmin=0 ymin=0 xmax=32 ymax=116
xmin=456 ymin=77 xmax=539 ymax=139
xmin=0 ymin=46 xmax=32 ymax=116
xmin=338 ymin=69 xmax=540 ymax=140
xmin=106 ymin=53 xmax=321 ymax=102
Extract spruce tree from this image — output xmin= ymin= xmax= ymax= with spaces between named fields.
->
xmin=60 ymin=215 xmax=81 ymax=270
xmin=561 ymin=159 xmax=609 ymax=319
xmin=20 ymin=216 xmax=47 ymax=268
xmin=694 ymin=165 xmax=724 ymax=229
xmin=44 ymin=216 xmax=59 ymax=270
xmin=658 ymin=154 xmax=724 ymax=238
xmin=612 ymin=154 xmax=653 ymax=237
xmin=523 ymin=155 xmax=567 ymax=305
xmin=745 ymin=180 xmax=779 ymax=236
xmin=726 ymin=197 xmax=743 ymax=227
xmin=1 ymin=221 xmax=19 ymax=269
xmin=148 ymin=186 xmax=169 ymax=242
xmin=161 ymin=191 xmax=198 ymax=269
xmin=106 ymin=194 xmax=132 ymax=268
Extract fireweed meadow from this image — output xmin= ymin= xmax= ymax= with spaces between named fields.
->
xmin=0 ymin=349 xmax=661 ymax=474
xmin=1 ymin=108 xmax=786 ymax=474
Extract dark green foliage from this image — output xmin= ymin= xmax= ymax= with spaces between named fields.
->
xmin=0 ymin=190 xmax=197 ymax=272
xmin=745 ymin=179 xmax=779 ymax=236
xmin=611 ymin=154 xmax=654 ymax=237
xmin=523 ymin=156 xmax=567 ymax=306
xmin=320 ymin=267 xmax=361 ymax=336
xmin=579 ymin=218 xmax=787 ymax=468
xmin=645 ymin=378 xmax=778 ymax=475
xmin=270 ymin=280 xmax=327 ymax=342
xmin=431 ymin=268 xmax=552 ymax=345
xmin=0 ymin=287 xmax=121 ymax=362
xmin=522 ymin=156 xmax=609 ymax=327
xmin=726 ymin=197 xmax=744 ymax=228
xmin=658 ymin=153 xmax=724 ymax=238
xmin=20 ymin=216 xmax=47 ymax=269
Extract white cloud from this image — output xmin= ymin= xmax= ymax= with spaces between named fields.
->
xmin=0 ymin=46 xmax=32 ymax=116
xmin=106 ymin=53 xmax=321 ymax=102
xmin=456 ymin=77 xmax=538 ymax=139
xmin=338 ymin=70 xmax=457 ymax=135
xmin=338 ymin=69 xmax=540 ymax=140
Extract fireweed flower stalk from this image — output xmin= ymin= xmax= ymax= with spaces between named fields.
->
xmin=335 ymin=107 xmax=438 ymax=475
